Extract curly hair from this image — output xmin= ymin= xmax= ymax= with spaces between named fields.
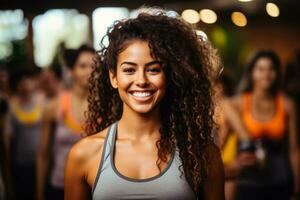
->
xmin=86 ymin=10 xmax=219 ymax=195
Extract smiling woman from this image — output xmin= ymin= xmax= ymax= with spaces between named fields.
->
xmin=64 ymin=8 xmax=224 ymax=200
xmin=109 ymin=41 xmax=166 ymax=115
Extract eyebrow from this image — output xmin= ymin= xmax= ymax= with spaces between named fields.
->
xmin=120 ymin=61 xmax=161 ymax=67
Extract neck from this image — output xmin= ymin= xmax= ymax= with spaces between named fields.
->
xmin=18 ymin=92 xmax=33 ymax=104
xmin=252 ymin=87 xmax=272 ymax=100
xmin=72 ymin=84 xmax=88 ymax=101
xmin=118 ymin=105 xmax=161 ymax=140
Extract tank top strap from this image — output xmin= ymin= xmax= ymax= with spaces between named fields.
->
xmin=57 ymin=91 xmax=71 ymax=119
xmin=106 ymin=122 xmax=118 ymax=156
xmin=57 ymin=91 xmax=84 ymax=134
xmin=275 ymin=94 xmax=286 ymax=119
xmin=92 ymin=122 xmax=118 ymax=194
xmin=276 ymin=94 xmax=283 ymax=110
xmin=242 ymin=93 xmax=251 ymax=115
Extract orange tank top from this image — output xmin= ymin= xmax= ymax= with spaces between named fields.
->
xmin=242 ymin=93 xmax=286 ymax=140
xmin=58 ymin=91 xmax=84 ymax=134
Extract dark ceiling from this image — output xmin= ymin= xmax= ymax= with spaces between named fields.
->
xmin=1 ymin=0 xmax=300 ymax=20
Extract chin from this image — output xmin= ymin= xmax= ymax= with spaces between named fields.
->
xmin=121 ymin=97 xmax=161 ymax=115
xmin=129 ymin=104 xmax=158 ymax=115
xmin=261 ymin=84 xmax=273 ymax=91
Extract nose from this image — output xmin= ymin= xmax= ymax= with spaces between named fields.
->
xmin=135 ymin=70 xmax=149 ymax=87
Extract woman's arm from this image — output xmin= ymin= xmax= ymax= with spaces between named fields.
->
xmin=36 ymin=99 xmax=57 ymax=200
xmin=65 ymin=133 xmax=107 ymax=200
xmin=217 ymin=107 xmax=230 ymax=149
xmin=64 ymin=141 xmax=92 ymax=200
xmin=201 ymin=144 xmax=225 ymax=200
xmin=285 ymin=98 xmax=299 ymax=196
xmin=65 ymin=128 xmax=108 ymax=200
xmin=223 ymin=97 xmax=249 ymax=141
xmin=1 ymin=111 xmax=14 ymax=200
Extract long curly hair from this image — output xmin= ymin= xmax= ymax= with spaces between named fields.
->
xmin=86 ymin=10 xmax=219 ymax=195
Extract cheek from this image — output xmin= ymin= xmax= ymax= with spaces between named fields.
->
xmin=72 ymin=68 xmax=79 ymax=78
xmin=269 ymin=71 xmax=276 ymax=80
xmin=81 ymin=68 xmax=90 ymax=76
xmin=150 ymin=75 xmax=166 ymax=90
xmin=252 ymin=69 xmax=262 ymax=82
xmin=87 ymin=67 xmax=93 ymax=76
xmin=116 ymin=73 xmax=132 ymax=90
xmin=74 ymin=68 xmax=88 ymax=79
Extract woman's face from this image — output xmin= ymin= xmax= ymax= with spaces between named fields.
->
xmin=252 ymin=57 xmax=276 ymax=91
xmin=40 ymin=70 xmax=60 ymax=97
xmin=72 ymin=51 xmax=94 ymax=89
xmin=110 ymin=40 xmax=166 ymax=114
xmin=17 ymin=77 xmax=36 ymax=95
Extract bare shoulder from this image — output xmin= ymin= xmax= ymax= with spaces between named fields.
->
xmin=43 ymin=97 xmax=59 ymax=120
xmin=223 ymin=94 xmax=243 ymax=112
xmin=229 ymin=94 xmax=243 ymax=107
xmin=8 ymin=96 xmax=17 ymax=107
xmin=67 ymin=127 xmax=110 ymax=167
xmin=282 ymin=95 xmax=296 ymax=113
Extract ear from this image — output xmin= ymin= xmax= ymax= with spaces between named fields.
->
xmin=109 ymin=70 xmax=118 ymax=89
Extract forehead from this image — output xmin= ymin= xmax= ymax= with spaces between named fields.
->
xmin=20 ymin=76 xmax=35 ymax=82
xmin=255 ymin=57 xmax=273 ymax=67
xmin=117 ymin=40 xmax=154 ymax=64
xmin=77 ymin=51 xmax=94 ymax=62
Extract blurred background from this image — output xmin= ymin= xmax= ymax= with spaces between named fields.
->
xmin=0 ymin=0 xmax=300 ymax=200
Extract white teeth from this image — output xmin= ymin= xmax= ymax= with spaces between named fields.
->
xmin=132 ymin=91 xmax=152 ymax=97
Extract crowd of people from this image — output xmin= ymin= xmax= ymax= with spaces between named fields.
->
xmin=0 ymin=9 xmax=299 ymax=200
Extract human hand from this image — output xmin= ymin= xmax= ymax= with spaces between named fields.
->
xmin=237 ymin=152 xmax=257 ymax=167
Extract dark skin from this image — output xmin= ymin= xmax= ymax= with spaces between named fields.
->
xmin=65 ymin=40 xmax=224 ymax=200
xmin=1 ymin=110 xmax=14 ymax=200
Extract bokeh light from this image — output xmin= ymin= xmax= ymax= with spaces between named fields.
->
xmin=199 ymin=9 xmax=217 ymax=24
xmin=266 ymin=3 xmax=280 ymax=17
xmin=231 ymin=12 xmax=247 ymax=27
xmin=181 ymin=9 xmax=200 ymax=24
xmin=92 ymin=7 xmax=129 ymax=48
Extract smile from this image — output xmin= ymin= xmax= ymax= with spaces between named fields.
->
xmin=128 ymin=90 xmax=155 ymax=101
xmin=131 ymin=91 xmax=153 ymax=97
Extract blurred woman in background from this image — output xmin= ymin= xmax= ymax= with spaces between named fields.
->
xmin=227 ymin=50 xmax=299 ymax=200
xmin=5 ymin=67 xmax=43 ymax=200
xmin=36 ymin=45 xmax=94 ymax=200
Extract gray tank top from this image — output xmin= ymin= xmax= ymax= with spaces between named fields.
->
xmin=92 ymin=122 xmax=196 ymax=200
xmin=6 ymin=103 xmax=42 ymax=166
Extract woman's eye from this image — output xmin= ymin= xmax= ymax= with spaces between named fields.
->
xmin=147 ymin=68 xmax=161 ymax=73
xmin=79 ymin=64 xmax=86 ymax=69
xmin=123 ymin=68 xmax=135 ymax=73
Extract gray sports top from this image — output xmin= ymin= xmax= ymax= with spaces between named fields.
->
xmin=92 ymin=122 xmax=196 ymax=200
